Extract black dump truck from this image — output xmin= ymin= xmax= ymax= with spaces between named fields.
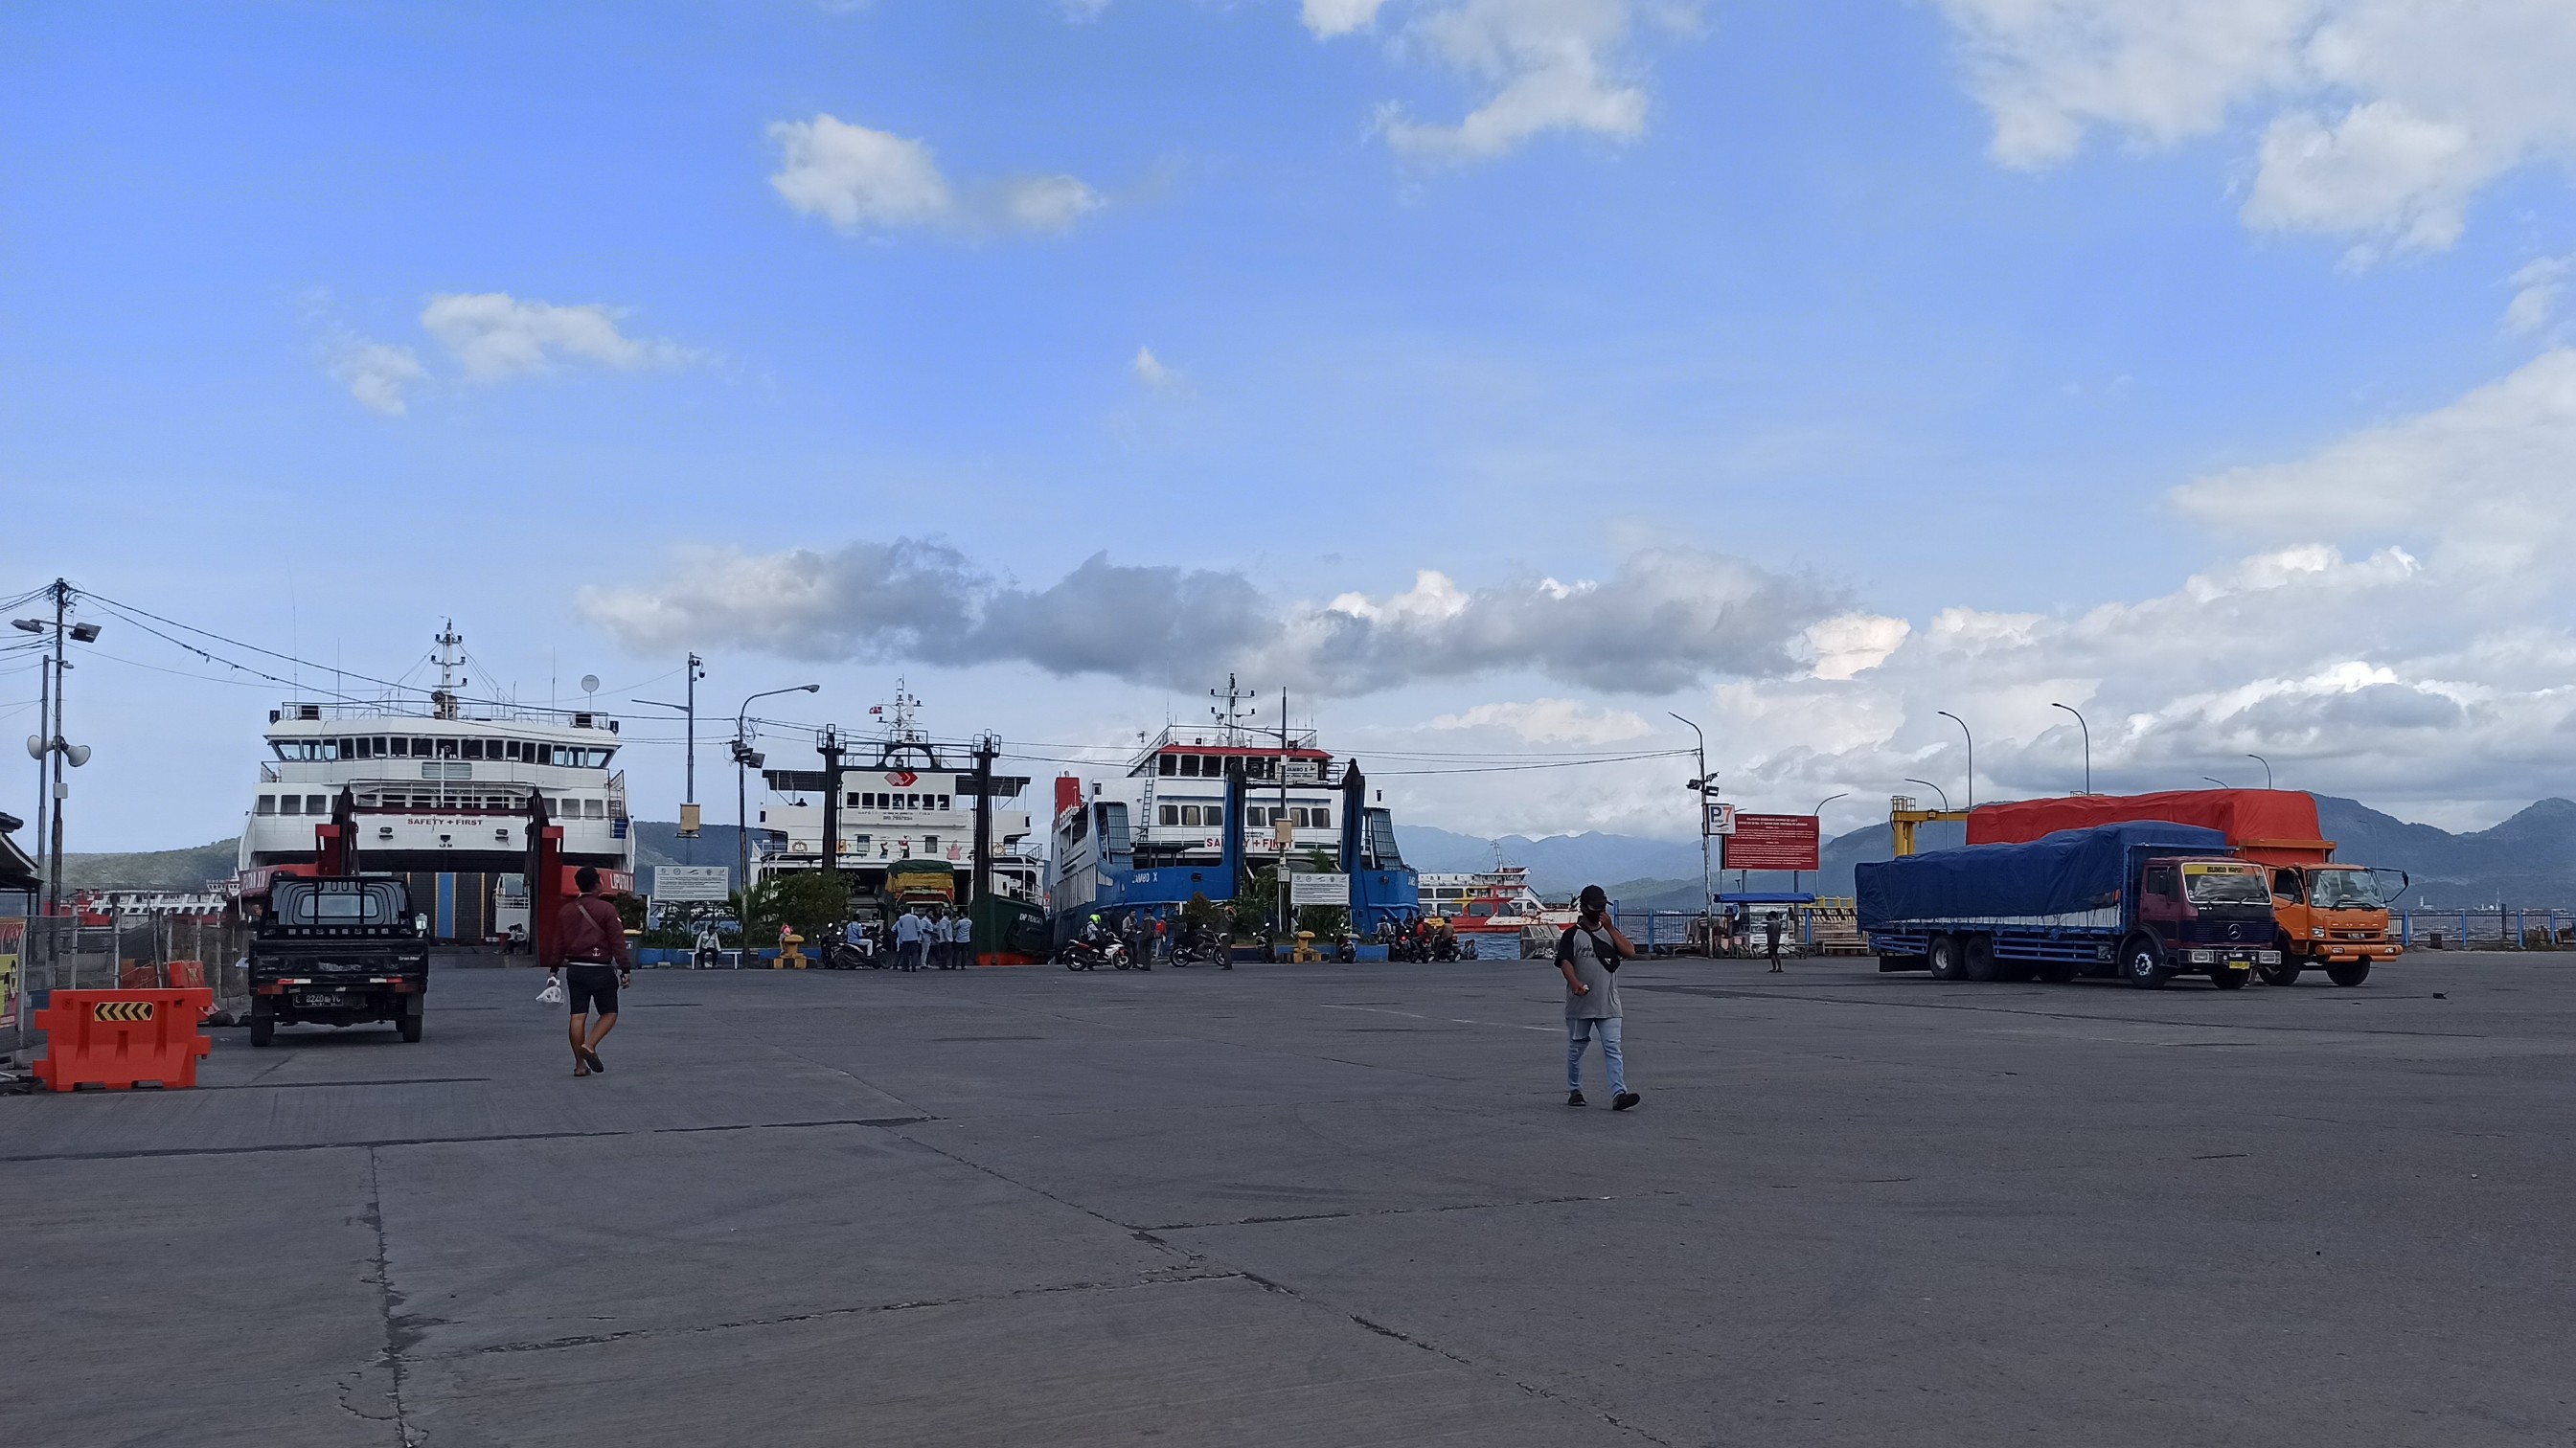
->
xmin=248 ymin=874 xmax=432 ymax=1046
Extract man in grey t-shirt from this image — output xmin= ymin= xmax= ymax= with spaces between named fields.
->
xmin=1556 ymin=884 xmax=1640 ymax=1110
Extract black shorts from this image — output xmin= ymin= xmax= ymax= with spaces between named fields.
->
xmin=564 ymin=964 xmax=622 ymax=1016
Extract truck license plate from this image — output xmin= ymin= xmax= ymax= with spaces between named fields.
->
xmin=294 ymin=990 xmax=342 ymax=1007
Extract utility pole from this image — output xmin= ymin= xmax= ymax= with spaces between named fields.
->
xmin=817 ymin=722 xmax=846 ymax=883
xmin=1939 ymin=711 xmax=1974 ymax=810
xmin=686 ymin=654 xmax=703 ymax=806
xmin=1277 ymin=688 xmax=1292 ymax=954
xmin=969 ymin=733 xmax=996 ymax=911
xmin=1671 ymin=713 xmax=1713 ymax=952
xmin=46 ymin=579 xmax=66 ymax=917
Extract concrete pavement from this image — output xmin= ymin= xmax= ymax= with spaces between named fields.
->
xmin=4 ymin=951 xmax=2571 ymax=1445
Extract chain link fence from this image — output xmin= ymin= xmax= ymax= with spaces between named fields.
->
xmin=6 ymin=914 xmax=253 ymax=1063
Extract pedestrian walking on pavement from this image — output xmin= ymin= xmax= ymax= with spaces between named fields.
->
xmin=551 ymin=866 xmax=631 ymax=1077
xmin=1557 ymin=885 xmax=1639 ymax=1110
xmin=1765 ymin=912 xmax=1785 ymax=973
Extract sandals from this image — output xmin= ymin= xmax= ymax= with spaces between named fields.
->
xmin=574 ymin=1063 xmax=591 ymax=1077
xmin=578 ymin=1047 xmax=605 ymax=1074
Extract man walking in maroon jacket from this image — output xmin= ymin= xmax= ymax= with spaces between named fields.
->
xmin=551 ymin=867 xmax=631 ymax=1077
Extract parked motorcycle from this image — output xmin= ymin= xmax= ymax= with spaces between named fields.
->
xmin=1172 ymin=929 xmax=1234 ymax=969
xmin=1059 ymin=937 xmax=1129 ymax=972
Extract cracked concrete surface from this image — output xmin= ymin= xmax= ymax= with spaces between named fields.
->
xmin=5 ymin=952 xmax=2575 ymax=1445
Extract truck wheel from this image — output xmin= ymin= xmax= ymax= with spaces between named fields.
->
xmin=2209 ymin=968 xmax=2249 ymax=990
xmin=2257 ymin=960 xmax=2301 ymax=986
xmin=1926 ymin=935 xmax=1963 ymax=982
xmin=249 ymin=1002 xmax=275 ymax=1049
xmin=2326 ymin=962 xmax=2371 ymax=987
xmin=1962 ymin=935 xmax=2000 ymax=983
xmin=2121 ymin=938 xmax=2171 ymax=989
xmin=399 ymin=1014 xmax=423 ymax=1042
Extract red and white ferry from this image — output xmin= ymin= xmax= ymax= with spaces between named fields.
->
xmin=1419 ymin=866 xmax=1564 ymax=938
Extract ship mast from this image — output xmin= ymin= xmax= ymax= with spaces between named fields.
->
xmin=432 ymin=620 xmax=464 ymax=721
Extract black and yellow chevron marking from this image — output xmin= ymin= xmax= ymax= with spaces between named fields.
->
xmin=92 ymin=1000 xmax=156 ymax=1023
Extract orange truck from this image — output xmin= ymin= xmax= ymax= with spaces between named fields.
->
xmin=1969 ymin=789 xmax=2403 ymax=986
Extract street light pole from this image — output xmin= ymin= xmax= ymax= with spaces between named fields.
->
xmin=1801 ymin=792 xmax=1846 ymax=894
xmin=2050 ymin=702 xmax=2091 ymax=795
xmin=733 ymin=684 xmax=821 ymax=903
xmin=1903 ymin=778 xmax=1951 ymax=812
xmin=1670 ymin=713 xmax=1711 ymax=926
xmin=1937 ymin=711 xmax=1973 ymax=810
xmin=2247 ymin=754 xmax=2273 ymax=790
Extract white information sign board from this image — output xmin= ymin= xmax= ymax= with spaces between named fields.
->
xmin=1288 ymin=872 xmax=1351 ymax=907
xmin=652 ymin=865 xmax=732 ymax=902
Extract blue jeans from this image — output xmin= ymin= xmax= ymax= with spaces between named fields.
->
xmin=1567 ymin=1017 xmax=1625 ymax=1095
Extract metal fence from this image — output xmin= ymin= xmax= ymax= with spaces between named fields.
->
xmin=2396 ymin=909 xmax=2576 ymax=950
xmin=6 ymin=915 xmax=254 ymax=1061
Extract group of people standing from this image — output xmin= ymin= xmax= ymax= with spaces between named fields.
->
xmin=854 ymin=904 xmax=974 ymax=971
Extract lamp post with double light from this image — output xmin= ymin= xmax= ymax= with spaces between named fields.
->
xmin=734 ymin=685 xmax=821 ymax=906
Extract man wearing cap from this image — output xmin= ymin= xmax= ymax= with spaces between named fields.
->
xmin=1557 ymin=884 xmax=1640 ymax=1110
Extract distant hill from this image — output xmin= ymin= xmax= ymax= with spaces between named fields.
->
xmin=1415 ymin=796 xmax=2576 ymax=911
xmin=1394 ymin=826 xmax=1706 ymax=896
xmin=59 ymin=838 xmax=240 ymax=891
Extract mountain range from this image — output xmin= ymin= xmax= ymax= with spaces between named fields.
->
xmin=39 ymin=796 xmax=2576 ymax=911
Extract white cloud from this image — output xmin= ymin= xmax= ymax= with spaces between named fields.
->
xmin=579 ymin=543 xmax=1837 ymax=696
xmin=1427 ymin=697 xmax=1653 ymax=744
xmin=1303 ymin=0 xmax=1395 ymax=37
xmin=1132 ymin=346 xmax=1180 ymax=388
xmin=2171 ymin=348 xmax=2576 ymax=577
xmin=2505 ymin=256 xmax=2572 ymax=337
xmin=330 ymin=339 xmax=425 ymax=417
xmin=1802 ymin=613 xmax=1910 ymax=681
xmin=767 ymin=115 xmax=953 ymax=231
xmin=767 ymin=113 xmax=1102 ymax=236
xmin=1311 ymin=0 xmax=1668 ymax=163
xmin=1931 ymin=0 xmax=2576 ymax=256
xmin=420 ymin=293 xmax=696 ymax=381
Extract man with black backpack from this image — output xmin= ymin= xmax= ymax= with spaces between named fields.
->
xmin=1557 ymin=885 xmax=1639 ymax=1110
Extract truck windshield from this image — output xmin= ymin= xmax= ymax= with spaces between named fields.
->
xmin=2307 ymin=870 xmax=2385 ymax=909
xmin=2183 ymin=868 xmax=2270 ymax=907
xmin=276 ymin=879 xmax=409 ymax=926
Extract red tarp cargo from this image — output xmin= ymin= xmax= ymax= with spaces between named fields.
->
xmin=1967 ymin=789 xmax=2332 ymax=866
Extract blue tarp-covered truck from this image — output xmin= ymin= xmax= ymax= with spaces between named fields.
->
xmin=1857 ymin=823 xmax=2284 ymax=990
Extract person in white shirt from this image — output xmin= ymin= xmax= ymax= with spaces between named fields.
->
xmin=948 ymin=910 xmax=973 ymax=969
xmin=894 ymin=908 xmax=927 ymax=972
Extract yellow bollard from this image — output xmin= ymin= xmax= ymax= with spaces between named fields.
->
xmin=779 ymin=931 xmax=808 ymax=969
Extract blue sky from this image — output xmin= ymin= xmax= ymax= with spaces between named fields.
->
xmin=9 ymin=0 xmax=2576 ymax=850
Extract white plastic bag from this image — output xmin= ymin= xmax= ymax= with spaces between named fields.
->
xmin=536 ymin=975 xmax=564 ymax=1006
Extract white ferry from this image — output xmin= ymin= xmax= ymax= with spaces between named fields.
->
xmin=749 ymin=687 xmax=1041 ymax=911
xmin=1044 ymin=687 xmax=1419 ymax=941
xmin=237 ymin=623 xmax=636 ymax=940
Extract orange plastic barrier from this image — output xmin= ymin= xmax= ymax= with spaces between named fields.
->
xmin=32 ymin=988 xmax=216 ymax=1092
xmin=120 ymin=962 xmax=161 ymax=989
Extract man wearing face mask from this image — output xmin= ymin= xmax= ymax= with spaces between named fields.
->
xmin=1556 ymin=884 xmax=1640 ymax=1110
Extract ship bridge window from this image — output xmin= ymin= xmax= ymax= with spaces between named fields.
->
xmin=279 ymin=795 xmax=303 ymax=816
xmin=1179 ymin=755 xmax=1201 ymax=778
xmin=1179 ymin=805 xmax=1202 ymax=826
xmin=1158 ymin=753 xmax=1177 ymax=776
xmin=938 ymin=794 xmax=951 ymax=811
xmin=413 ymin=737 xmax=433 ymax=757
xmin=256 ymin=794 xmax=277 ymax=816
xmin=463 ymin=738 xmax=484 ymax=760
